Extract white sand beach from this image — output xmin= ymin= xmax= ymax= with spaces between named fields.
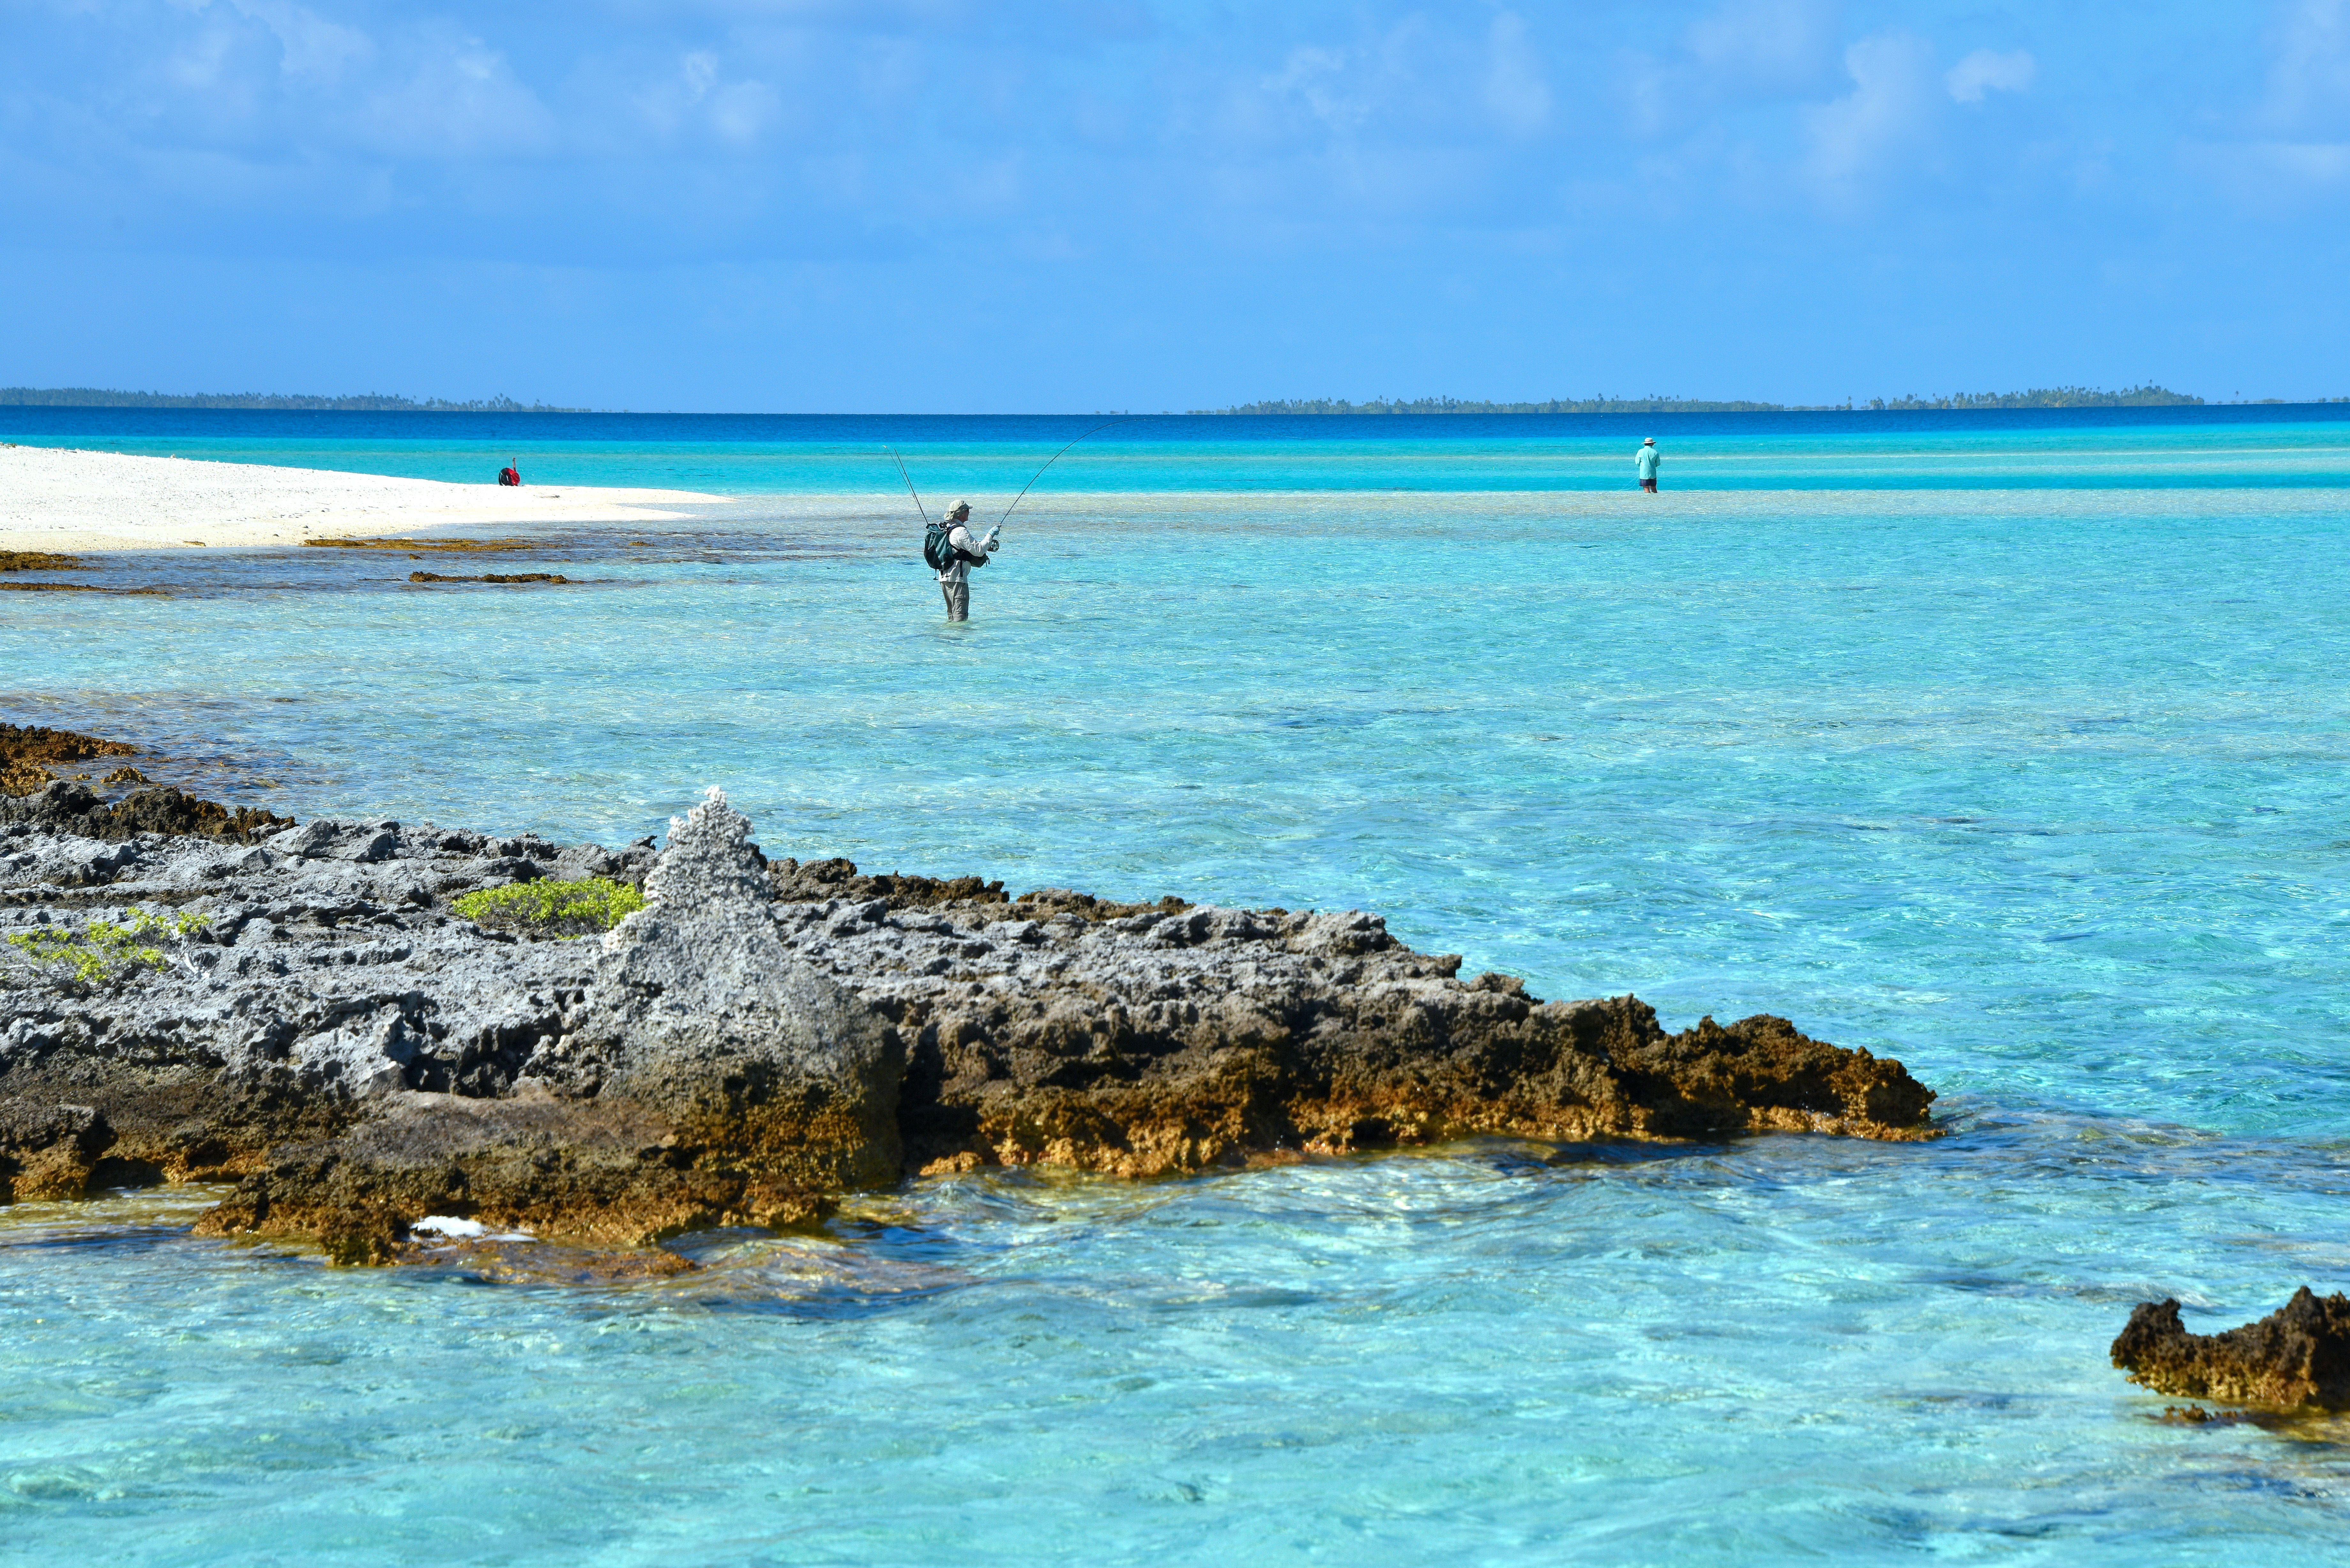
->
xmin=0 ymin=444 xmax=728 ymax=552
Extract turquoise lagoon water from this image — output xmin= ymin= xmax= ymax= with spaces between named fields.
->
xmin=4 ymin=410 xmax=2350 ymax=1562
xmin=12 ymin=404 xmax=2350 ymax=492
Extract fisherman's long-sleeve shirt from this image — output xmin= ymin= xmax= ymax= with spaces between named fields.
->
xmin=935 ymin=524 xmax=994 ymax=583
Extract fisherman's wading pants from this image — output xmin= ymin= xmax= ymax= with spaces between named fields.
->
xmin=941 ymin=579 xmax=970 ymax=621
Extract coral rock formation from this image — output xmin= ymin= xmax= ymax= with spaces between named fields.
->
xmin=2111 ymin=1289 xmax=2350 ymax=1410
xmin=1 ymin=722 xmax=139 ymax=796
xmin=0 ymin=551 xmax=86 ymax=573
xmin=3 ymin=768 xmax=1939 ymax=1261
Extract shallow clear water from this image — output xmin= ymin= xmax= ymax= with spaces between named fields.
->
xmin=5 ymin=411 xmax=2350 ymax=1561
xmin=12 ymin=404 xmax=2350 ymax=491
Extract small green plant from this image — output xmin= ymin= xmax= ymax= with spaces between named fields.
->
xmin=452 ymin=876 xmax=645 ymax=937
xmin=5 ymin=909 xmax=208 ymax=984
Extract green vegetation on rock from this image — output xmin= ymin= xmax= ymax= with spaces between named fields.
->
xmin=6 ymin=910 xmax=207 ymax=984
xmin=453 ymin=877 xmax=645 ymax=936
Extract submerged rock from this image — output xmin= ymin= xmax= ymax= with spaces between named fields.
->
xmin=1 ymin=723 xmax=139 ymax=798
xmin=0 ymin=551 xmax=86 ymax=573
xmin=3 ymin=779 xmax=295 ymax=843
xmin=1 ymin=777 xmax=1938 ymax=1260
xmin=2111 ymin=1290 xmax=2350 ymax=1411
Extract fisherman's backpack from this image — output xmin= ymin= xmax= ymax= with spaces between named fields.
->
xmin=924 ymin=523 xmax=982 ymax=571
xmin=922 ymin=522 xmax=954 ymax=571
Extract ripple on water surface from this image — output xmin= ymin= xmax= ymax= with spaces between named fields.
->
xmin=4 ymin=1122 xmax=2349 ymax=1564
xmin=5 ymin=439 xmax=2350 ymax=1559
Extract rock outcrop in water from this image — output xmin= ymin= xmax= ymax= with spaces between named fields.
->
xmin=2 ymin=773 xmax=1937 ymax=1259
xmin=1 ymin=721 xmax=139 ymax=796
xmin=2112 ymin=1290 xmax=2350 ymax=1411
xmin=1 ymin=724 xmax=293 ymax=839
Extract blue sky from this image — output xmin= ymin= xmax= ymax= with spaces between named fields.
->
xmin=4 ymin=0 xmax=2347 ymax=411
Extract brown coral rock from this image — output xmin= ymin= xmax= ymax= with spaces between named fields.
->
xmin=798 ymin=894 xmax=1937 ymax=1176
xmin=0 ymin=1101 xmax=111 ymax=1201
xmin=5 ymin=774 xmax=1939 ymax=1265
xmin=191 ymin=1092 xmax=831 ymax=1260
xmin=0 ymin=722 xmax=138 ymax=796
xmin=2111 ymin=1289 xmax=2350 ymax=1410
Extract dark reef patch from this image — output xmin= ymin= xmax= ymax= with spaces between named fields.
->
xmin=0 ymin=551 xmax=85 ymax=573
xmin=2 ymin=722 xmax=140 ymax=796
xmin=408 ymin=571 xmax=568 ymax=584
xmin=2113 ymin=1289 xmax=2350 ymax=1411
xmin=0 ymin=581 xmax=166 ymax=596
xmin=307 ymin=536 xmax=543 ymax=553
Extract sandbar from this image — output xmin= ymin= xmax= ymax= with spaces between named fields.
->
xmin=0 ymin=444 xmax=728 ymax=552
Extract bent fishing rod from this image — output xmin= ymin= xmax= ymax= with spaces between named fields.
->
xmin=994 ymin=415 xmax=1137 ymax=531
xmin=885 ymin=416 xmax=1140 ymax=541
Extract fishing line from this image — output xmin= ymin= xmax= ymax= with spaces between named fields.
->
xmin=887 ymin=415 xmax=1138 ymax=546
xmin=995 ymin=415 xmax=1139 ymax=530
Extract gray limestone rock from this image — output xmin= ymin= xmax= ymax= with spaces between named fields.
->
xmin=557 ymin=790 xmax=901 ymax=1190
xmin=1 ymin=778 xmax=1937 ymax=1255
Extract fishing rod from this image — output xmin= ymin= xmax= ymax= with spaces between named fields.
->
xmin=887 ymin=415 xmax=1138 ymax=544
xmin=884 ymin=444 xmax=931 ymax=528
xmin=995 ymin=415 xmax=1138 ymax=531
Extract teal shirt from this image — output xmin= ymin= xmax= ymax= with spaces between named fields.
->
xmin=1635 ymin=446 xmax=1661 ymax=479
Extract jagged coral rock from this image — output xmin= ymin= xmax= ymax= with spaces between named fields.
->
xmin=4 ymin=778 xmax=293 ymax=842
xmin=566 ymin=790 xmax=901 ymax=1193
xmin=1 ymin=723 xmax=138 ymax=797
xmin=193 ymin=791 xmax=886 ymax=1254
xmin=2 ymin=752 xmax=1938 ymax=1261
xmin=0 ymin=1101 xmax=110 ymax=1201
xmin=2111 ymin=1290 xmax=2350 ymax=1410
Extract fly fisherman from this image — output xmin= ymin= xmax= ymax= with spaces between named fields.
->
xmin=925 ymin=501 xmax=999 ymax=622
xmin=1635 ymin=437 xmax=1662 ymax=493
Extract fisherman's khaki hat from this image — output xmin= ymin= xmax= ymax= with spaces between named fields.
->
xmin=946 ymin=500 xmax=972 ymax=516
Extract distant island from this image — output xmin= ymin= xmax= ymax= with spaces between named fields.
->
xmin=20 ymin=383 xmax=2343 ymax=417
xmin=1199 ymin=384 xmax=2209 ymax=415
xmin=1204 ymin=396 xmax=1784 ymax=415
xmin=0 ymin=388 xmax=587 ymax=412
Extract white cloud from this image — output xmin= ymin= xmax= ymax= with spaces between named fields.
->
xmin=1484 ymin=12 xmax=1550 ymax=137
xmin=1946 ymin=48 xmax=2034 ymax=106
xmin=709 ymin=79 xmax=779 ymax=145
xmin=1265 ymin=44 xmax=1368 ymax=131
xmin=1623 ymin=0 xmax=1838 ymax=139
xmin=2246 ymin=139 xmax=2350 ymax=182
xmin=2263 ymin=0 xmax=2350 ymax=134
xmin=357 ymin=33 xmax=555 ymax=158
xmin=1800 ymin=33 xmax=1937 ymax=204
xmin=2183 ymin=0 xmax=2350 ymax=200
xmin=1685 ymin=0 xmax=1840 ymax=91
xmin=229 ymin=0 xmax=371 ymax=82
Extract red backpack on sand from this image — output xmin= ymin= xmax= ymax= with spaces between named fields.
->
xmin=497 ymin=466 xmax=521 ymax=487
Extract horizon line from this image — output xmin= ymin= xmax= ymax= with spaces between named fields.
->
xmin=7 ymin=385 xmax=2350 ymax=417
